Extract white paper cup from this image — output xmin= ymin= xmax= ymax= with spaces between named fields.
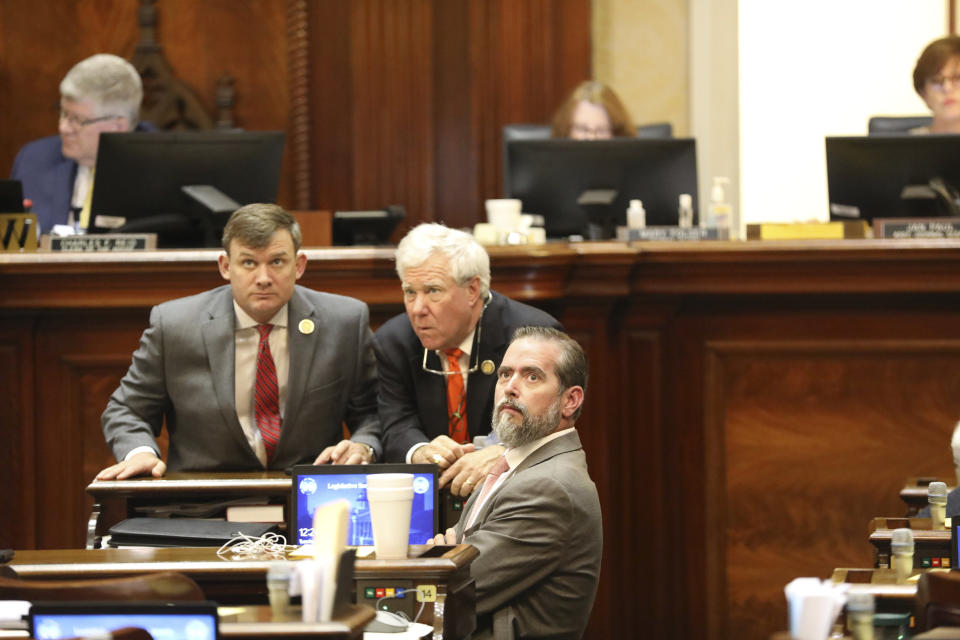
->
xmin=366 ymin=474 xmax=414 ymax=559
xmin=485 ymin=199 xmax=522 ymax=231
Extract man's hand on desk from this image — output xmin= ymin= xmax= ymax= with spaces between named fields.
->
xmin=94 ymin=452 xmax=166 ymax=481
xmin=428 ymin=527 xmax=458 ymax=546
xmin=314 ymin=439 xmax=374 ymax=465
xmin=411 ymin=435 xmax=475 ymax=472
xmin=440 ymin=445 xmax=506 ymax=497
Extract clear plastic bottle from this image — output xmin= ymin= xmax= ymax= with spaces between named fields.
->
xmin=678 ymin=194 xmax=694 ymax=228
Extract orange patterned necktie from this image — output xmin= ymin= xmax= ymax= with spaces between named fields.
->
xmin=444 ymin=348 xmax=468 ymax=443
xmin=255 ymin=324 xmax=282 ymax=460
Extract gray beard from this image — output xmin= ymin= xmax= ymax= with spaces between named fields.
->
xmin=492 ymin=397 xmax=562 ymax=448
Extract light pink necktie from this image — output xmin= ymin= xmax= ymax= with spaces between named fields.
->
xmin=464 ymin=455 xmax=510 ymax=529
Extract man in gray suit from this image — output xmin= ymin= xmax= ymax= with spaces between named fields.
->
xmin=96 ymin=204 xmax=380 ymax=479
xmin=431 ymin=326 xmax=602 ymax=639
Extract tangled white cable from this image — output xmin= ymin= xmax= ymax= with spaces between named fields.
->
xmin=216 ymin=532 xmax=296 ymax=560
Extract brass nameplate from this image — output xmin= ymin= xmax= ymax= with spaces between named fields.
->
xmin=0 ymin=212 xmax=38 ymax=252
xmin=41 ymin=233 xmax=158 ymax=252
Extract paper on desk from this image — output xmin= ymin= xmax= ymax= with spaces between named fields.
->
xmin=785 ymin=578 xmax=847 ymax=640
xmin=0 ymin=601 xmax=29 ymax=629
xmin=365 ymin=621 xmax=433 ymax=640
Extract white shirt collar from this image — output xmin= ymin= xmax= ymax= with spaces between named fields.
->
xmin=232 ymin=300 xmax=288 ymax=330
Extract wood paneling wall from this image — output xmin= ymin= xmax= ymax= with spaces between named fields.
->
xmin=0 ymin=0 xmax=589 ymax=231
xmin=6 ymin=242 xmax=960 ymax=639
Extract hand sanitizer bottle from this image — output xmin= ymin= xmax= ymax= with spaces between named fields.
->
xmin=627 ymin=199 xmax=646 ymax=229
xmin=707 ymin=177 xmax=732 ymax=233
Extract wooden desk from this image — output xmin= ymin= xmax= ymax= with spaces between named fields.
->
xmin=85 ymin=473 xmax=467 ymax=550
xmin=10 ymin=240 xmax=960 ymax=640
xmin=219 ymin=604 xmax=373 ymax=639
xmin=868 ymin=518 xmax=952 ymax=569
xmin=901 ymin=477 xmax=956 ymax=517
xmin=9 ymin=544 xmax=477 ymax=639
xmin=86 ymin=472 xmax=290 ymax=549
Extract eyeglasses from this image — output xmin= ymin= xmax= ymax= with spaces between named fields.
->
xmin=570 ymin=123 xmax=612 ymax=138
xmin=420 ymin=296 xmax=490 ymax=376
xmin=926 ymin=73 xmax=960 ymax=92
xmin=421 ymin=320 xmax=484 ymax=376
xmin=59 ymin=109 xmax=122 ymax=128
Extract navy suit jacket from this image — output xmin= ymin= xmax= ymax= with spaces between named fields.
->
xmin=10 ymin=123 xmax=154 ymax=234
xmin=373 ymin=291 xmax=562 ymax=462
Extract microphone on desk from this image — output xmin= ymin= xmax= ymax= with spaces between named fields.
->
xmin=845 ymin=591 xmax=875 ymax=640
xmin=891 ymin=528 xmax=914 ymax=584
xmin=929 ymin=481 xmax=948 ymax=530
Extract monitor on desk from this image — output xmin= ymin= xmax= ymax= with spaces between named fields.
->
xmin=90 ymin=131 xmax=285 ymax=248
xmin=30 ymin=601 xmax=219 ymax=639
xmin=825 ymin=135 xmax=960 ymax=224
xmin=504 ymin=138 xmax=698 ymax=239
xmin=290 ymin=464 xmax=438 ymax=547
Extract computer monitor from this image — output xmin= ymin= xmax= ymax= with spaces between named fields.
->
xmin=30 ymin=601 xmax=219 ymax=640
xmin=825 ymin=135 xmax=960 ymax=224
xmin=290 ymin=464 xmax=438 ymax=548
xmin=90 ymin=131 xmax=285 ymax=247
xmin=504 ymin=138 xmax=698 ymax=239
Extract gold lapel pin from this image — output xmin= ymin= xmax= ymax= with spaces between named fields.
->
xmin=481 ymin=359 xmax=496 ymax=375
xmin=298 ymin=319 xmax=315 ymax=335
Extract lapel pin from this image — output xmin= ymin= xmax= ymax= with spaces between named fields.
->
xmin=298 ymin=319 xmax=315 ymax=335
xmin=481 ymin=359 xmax=496 ymax=375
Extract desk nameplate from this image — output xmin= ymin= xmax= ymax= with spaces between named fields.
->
xmin=41 ymin=233 xmax=157 ymax=252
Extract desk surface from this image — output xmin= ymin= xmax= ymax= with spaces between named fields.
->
xmin=9 ymin=544 xmax=479 ymax=581
xmin=87 ymin=472 xmax=291 ymax=498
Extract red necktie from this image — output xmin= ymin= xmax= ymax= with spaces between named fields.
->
xmin=464 ymin=455 xmax=510 ymax=529
xmin=445 ymin=348 xmax=468 ymax=443
xmin=255 ymin=324 xmax=281 ymax=460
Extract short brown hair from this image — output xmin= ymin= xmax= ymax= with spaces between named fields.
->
xmin=550 ymin=81 xmax=635 ymax=138
xmin=913 ymin=36 xmax=960 ymax=95
xmin=221 ymin=203 xmax=302 ymax=254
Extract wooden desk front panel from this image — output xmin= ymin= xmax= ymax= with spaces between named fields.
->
xmin=6 ymin=242 xmax=960 ymax=640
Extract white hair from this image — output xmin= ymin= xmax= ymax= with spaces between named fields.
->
xmin=395 ymin=223 xmax=490 ymax=298
xmin=60 ymin=54 xmax=143 ymax=127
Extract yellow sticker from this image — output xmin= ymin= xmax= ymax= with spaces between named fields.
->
xmin=416 ymin=584 xmax=437 ymax=602
xmin=298 ymin=319 xmax=315 ymax=335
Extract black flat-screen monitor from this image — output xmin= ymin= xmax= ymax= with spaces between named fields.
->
xmin=90 ymin=131 xmax=285 ymax=247
xmin=504 ymin=138 xmax=698 ymax=238
xmin=825 ymin=135 xmax=960 ymax=224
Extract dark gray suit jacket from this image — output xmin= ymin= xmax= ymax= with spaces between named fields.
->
xmin=102 ymin=284 xmax=381 ymax=471
xmin=373 ymin=291 xmax=561 ymax=462
xmin=455 ymin=430 xmax=602 ymax=639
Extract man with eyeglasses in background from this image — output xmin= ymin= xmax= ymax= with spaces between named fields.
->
xmin=374 ymin=223 xmax=562 ymax=496
xmin=10 ymin=53 xmax=151 ymax=235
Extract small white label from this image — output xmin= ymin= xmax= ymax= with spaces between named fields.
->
xmin=94 ymin=214 xmax=127 ymax=229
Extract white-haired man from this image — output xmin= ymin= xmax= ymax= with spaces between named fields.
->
xmin=11 ymin=53 xmax=148 ymax=235
xmin=430 ymin=326 xmax=602 ymax=639
xmin=373 ymin=223 xmax=562 ymax=495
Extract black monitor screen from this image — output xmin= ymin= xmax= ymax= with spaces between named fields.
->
xmin=504 ymin=138 xmax=698 ymax=238
xmin=91 ymin=131 xmax=285 ymax=247
xmin=826 ymin=135 xmax=960 ymax=224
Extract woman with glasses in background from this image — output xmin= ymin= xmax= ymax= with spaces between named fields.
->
xmin=550 ymin=80 xmax=635 ymax=140
xmin=913 ymin=36 xmax=960 ymax=134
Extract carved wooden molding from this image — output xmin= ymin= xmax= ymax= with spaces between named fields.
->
xmin=132 ymin=0 xmax=235 ymax=130
xmin=285 ymin=0 xmax=311 ymax=209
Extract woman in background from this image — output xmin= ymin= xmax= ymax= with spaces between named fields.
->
xmin=550 ymin=81 xmax=635 ymax=139
xmin=913 ymin=35 xmax=960 ymax=134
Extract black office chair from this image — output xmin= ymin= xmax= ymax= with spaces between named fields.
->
xmin=868 ymin=115 xmax=933 ymax=135
xmin=501 ymin=121 xmax=674 ymax=193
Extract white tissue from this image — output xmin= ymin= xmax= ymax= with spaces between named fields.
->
xmin=784 ymin=577 xmax=848 ymax=640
